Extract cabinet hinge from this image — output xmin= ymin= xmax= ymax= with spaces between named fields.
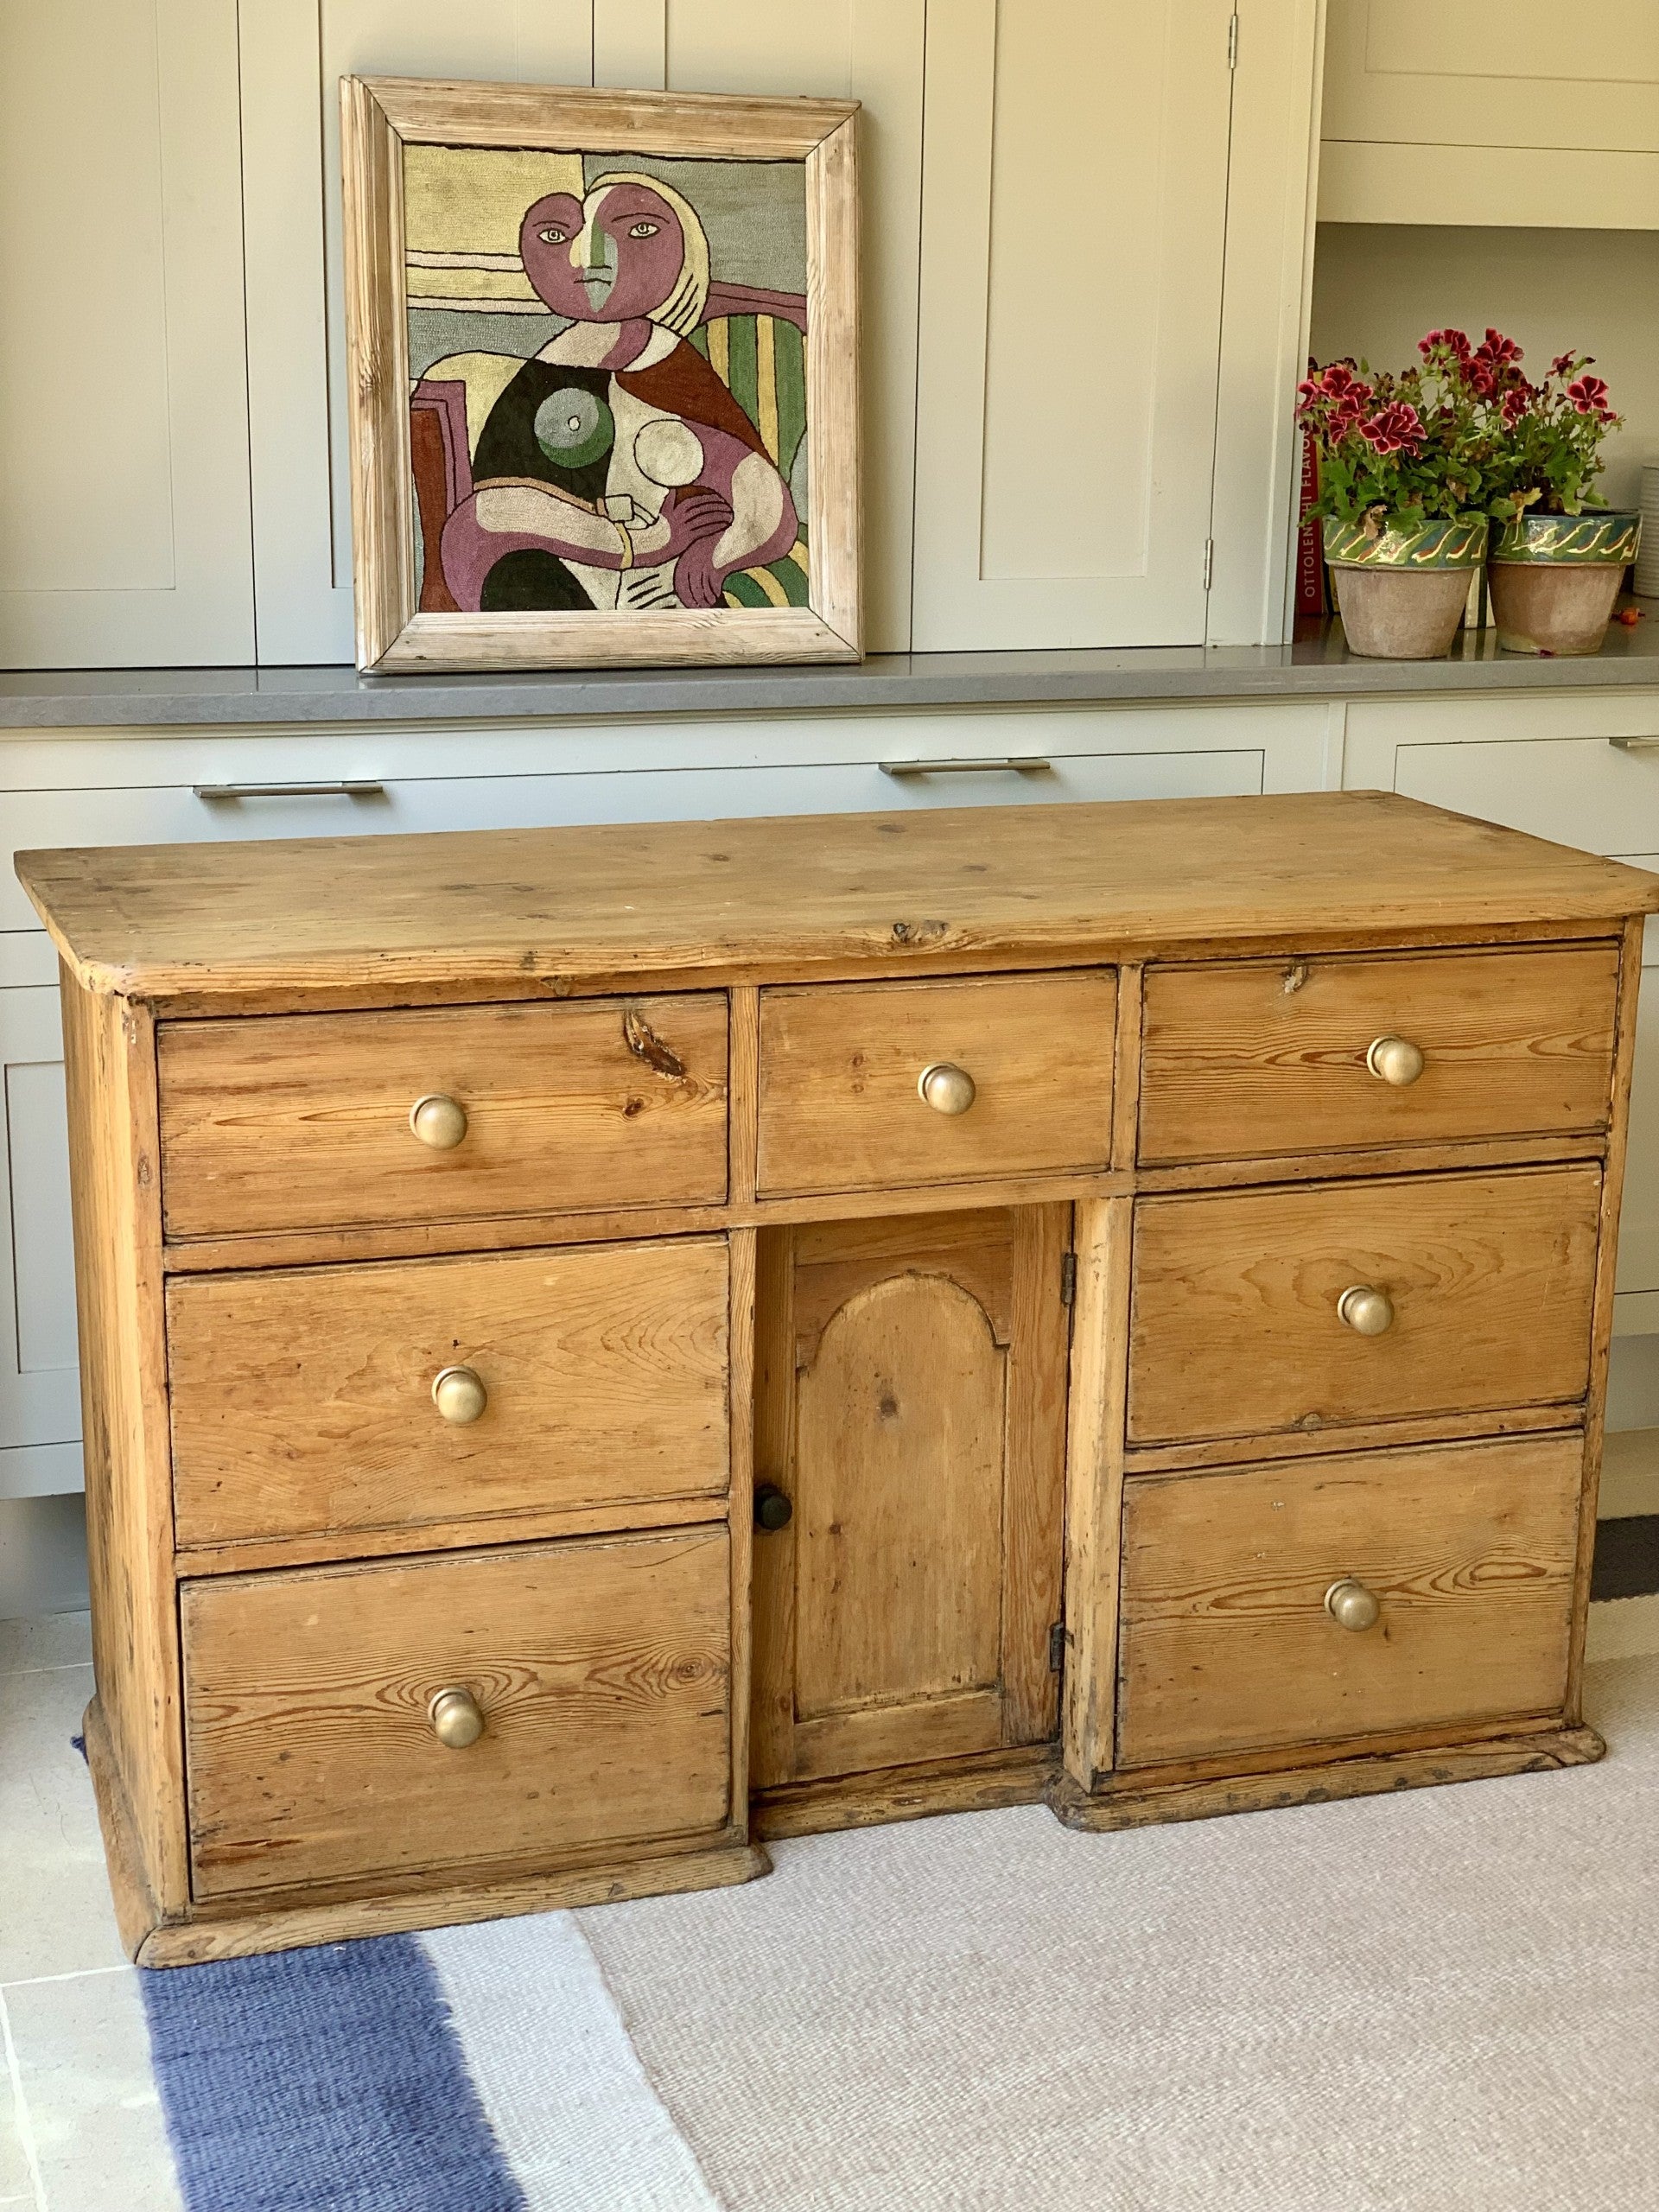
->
xmin=1227 ymin=12 xmax=1239 ymax=68
xmin=1202 ymin=537 xmax=1215 ymax=592
xmin=1059 ymin=1250 xmax=1077 ymax=1306
xmin=1049 ymin=1620 xmax=1066 ymax=1674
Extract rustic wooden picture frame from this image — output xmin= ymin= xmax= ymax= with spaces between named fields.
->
xmin=341 ymin=78 xmax=861 ymax=674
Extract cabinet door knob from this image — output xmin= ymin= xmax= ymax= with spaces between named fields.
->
xmin=1366 ymin=1035 xmax=1425 ymax=1087
xmin=432 ymin=1365 xmax=488 ymax=1424
xmin=428 ymin=1687 xmax=485 ymax=1747
xmin=754 ymin=1483 xmax=794 ymax=1532
xmin=410 ymin=1093 xmax=468 ymax=1149
xmin=1325 ymin=1578 xmax=1381 ymax=1633
xmin=918 ymin=1062 xmax=976 ymax=1116
xmin=1338 ymin=1284 xmax=1395 ymax=1336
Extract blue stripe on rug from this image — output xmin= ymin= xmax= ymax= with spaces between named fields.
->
xmin=140 ymin=1934 xmax=528 ymax=2212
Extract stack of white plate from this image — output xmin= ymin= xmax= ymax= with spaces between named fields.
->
xmin=1637 ymin=462 xmax=1659 ymax=599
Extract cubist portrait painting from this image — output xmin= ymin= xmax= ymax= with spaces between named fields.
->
xmin=405 ymin=146 xmax=811 ymax=618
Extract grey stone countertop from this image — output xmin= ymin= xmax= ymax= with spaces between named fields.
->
xmin=2 ymin=609 xmax=1656 ymax=729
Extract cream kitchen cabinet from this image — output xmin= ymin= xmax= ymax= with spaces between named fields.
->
xmin=1320 ymin=0 xmax=1659 ymax=227
xmin=0 ymin=0 xmax=254 ymax=668
xmin=0 ymin=699 xmax=1332 ymax=1498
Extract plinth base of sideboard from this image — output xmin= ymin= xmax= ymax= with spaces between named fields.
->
xmin=752 ymin=1744 xmax=1059 ymax=1840
xmin=1046 ymin=1721 xmax=1607 ymax=1835
xmin=83 ymin=1696 xmax=772 ymax=1969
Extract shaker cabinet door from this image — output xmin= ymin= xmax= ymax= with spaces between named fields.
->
xmin=0 ymin=0 xmax=253 ymax=667
xmin=749 ymin=1207 xmax=1070 ymax=1789
xmin=910 ymin=0 xmax=1235 ymax=650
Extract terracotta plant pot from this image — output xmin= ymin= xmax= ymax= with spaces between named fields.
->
xmin=1489 ymin=511 xmax=1642 ymax=656
xmin=1324 ymin=513 xmax=1488 ymax=660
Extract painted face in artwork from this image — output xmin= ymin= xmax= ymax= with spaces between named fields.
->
xmin=519 ymin=181 xmax=690 ymax=324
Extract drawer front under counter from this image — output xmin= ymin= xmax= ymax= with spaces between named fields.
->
xmin=756 ymin=970 xmax=1116 ymax=1198
xmin=1127 ymin=1164 xmax=1601 ymax=1448
xmin=1116 ymin=1436 xmax=1582 ymax=1769
xmin=157 ymin=994 xmax=728 ymax=1240
xmin=168 ymin=1237 xmax=730 ymax=1549
xmin=1138 ymin=944 xmax=1620 ymax=1166
xmin=182 ymin=1528 xmax=733 ymax=1899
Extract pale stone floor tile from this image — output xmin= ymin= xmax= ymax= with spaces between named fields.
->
xmin=0 ymin=1613 xmax=92 ymax=1675
xmin=0 ymin=1667 xmax=127 ymax=1981
xmin=0 ymin=2019 xmax=35 ymax=2208
xmin=5 ymin=1972 xmax=181 ymax=2212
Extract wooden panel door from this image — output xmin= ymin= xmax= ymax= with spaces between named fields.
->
xmin=750 ymin=1207 xmax=1070 ymax=1788
xmin=910 ymin=0 xmax=1235 ymax=649
xmin=0 ymin=0 xmax=253 ymax=665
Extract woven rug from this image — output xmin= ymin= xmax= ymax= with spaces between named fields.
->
xmin=133 ymin=1655 xmax=1659 ymax=2211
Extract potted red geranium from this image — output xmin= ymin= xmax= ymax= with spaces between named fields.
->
xmin=1484 ymin=346 xmax=1641 ymax=655
xmin=1296 ymin=336 xmax=1498 ymax=658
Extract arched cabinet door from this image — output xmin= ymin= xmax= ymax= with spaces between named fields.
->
xmin=750 ymin=1205 xmax=1071 ymax=1789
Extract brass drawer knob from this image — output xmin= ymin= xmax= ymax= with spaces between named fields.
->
xmin=1325 ymin=1578 xmax=1382 ymax=1633
xmin=918 ymin=1062 xmax=976 ymax=1116
xmin=1338 ymin=1284 xmax=1395 ymax=1336
xmin=432 ymin=1365 xmax=488 ymax=1424
xmin=1366 ymin=1034 xmax=1425 ymax=1087
xmin=410 ymin=1093 xmax=468 ymax=1149
xmin=428 ymin=1686 xmax=485 ymax=1748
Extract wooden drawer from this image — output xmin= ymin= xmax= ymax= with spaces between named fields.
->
xmin=181 ymin=1528 xmax=732 ymax=1898
xmin=168 ymin=1236 xmax=730 ymax=1549
xmin=157 ymin=994 xmax=728 ymax=1238
xmin=1138 ymin=944 xmax=1620 ymax=1166
xmin=1128 ymin=1164 xmax=1600 ymax=1447
xmin=756 ymin=970 xmax=1116 ymax=1198
xmin=1116 ymin=1436 xmax=1582 ymax=1768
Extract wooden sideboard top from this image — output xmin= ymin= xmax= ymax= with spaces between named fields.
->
xmin=18 ymin=790 xmax=1659 ymax=1010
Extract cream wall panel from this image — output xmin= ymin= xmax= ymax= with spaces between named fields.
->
xmin=240 ymin=1 xmax=594 ymax=665
xmin=1208 ymin=0 xmax=1326 ymax=647
xmin=1323 ymin=1 xmax=1659 ymax=155
xmin=911 ymin=0 xmax=1235 ymax=650
xmin=0 ymin=0 xmax=252 ymax=667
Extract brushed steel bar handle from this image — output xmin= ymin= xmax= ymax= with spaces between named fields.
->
xmin=1608 ymin=739 xmax=1659 ymax=754
xmin=878 ymin=757 xmax=1052 ymax=778
xmin=193 ymin=780 xmax=386 ymax=800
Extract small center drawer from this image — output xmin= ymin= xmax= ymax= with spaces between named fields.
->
xmin=181 ymin=1527 xmax=733 ymax=1898
xmin=1128 ymin=1164 xmax=1600 ymax=1447
xmin=1116 ymin=1436 xmax=1581 ymax=1767
xmin=1138 ymin=944 xmax=1619 ymax=1166
xmin=157 ymin=993 xmax=729 ymax=1239
xmin=167 ymin=1236 xmax=731 ymax=1549
xmin=756 ymin=969 xmax=1116 ymax=1198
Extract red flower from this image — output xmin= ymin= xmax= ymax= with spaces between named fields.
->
xmin=1358 ymin=401 xmax=1424 ymax=456
xmin=1499 ymin=384 xmax=1535 ymax=429
xmin=1475 ymin=328 xmax=1522 ymax=367
xmin=1567 ymin=373 xmax=1611 ymax=416
xmin=1419 ymin=327 xmax=1472 ymax=361
xmin=1550 ymin=353 xmax=1580 ymax=378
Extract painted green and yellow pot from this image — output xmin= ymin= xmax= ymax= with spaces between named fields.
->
xmin=1489 ymin=511 xmax=1642 ymax=657
xmin=1323 ymin=513 xmax=1488 ymax=660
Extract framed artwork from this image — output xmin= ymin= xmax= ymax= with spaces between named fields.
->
xmin=340 ymin=79 xmax=861 ymax=674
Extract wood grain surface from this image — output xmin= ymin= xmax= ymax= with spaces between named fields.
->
xmin=182 ymin=1528 xmax=733 ymax=1898
xmin=167 ymin=1237 xmax=730 ymax=1548
xmin=1139 ymin=944 xmax=1621 ymax=1163
xmin=20 ymin=792 xmax=1657 ymax=1008
xmin=756 ymin=969 xmax=1116 ymax=1196
xmin=752 ymin=1207 xmax=1067 ymax=1786
xmin=1116 ymin=1435 xmax=1582 ymax=1768
xmin=157 ymin=994 xmax=728 ymax=1238
xmin=1128 ymin=1163 xmax=1601 ymax=1446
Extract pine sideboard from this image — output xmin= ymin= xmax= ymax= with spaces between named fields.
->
xmin=16 ymin=790 xmax=1657 ymax=1965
